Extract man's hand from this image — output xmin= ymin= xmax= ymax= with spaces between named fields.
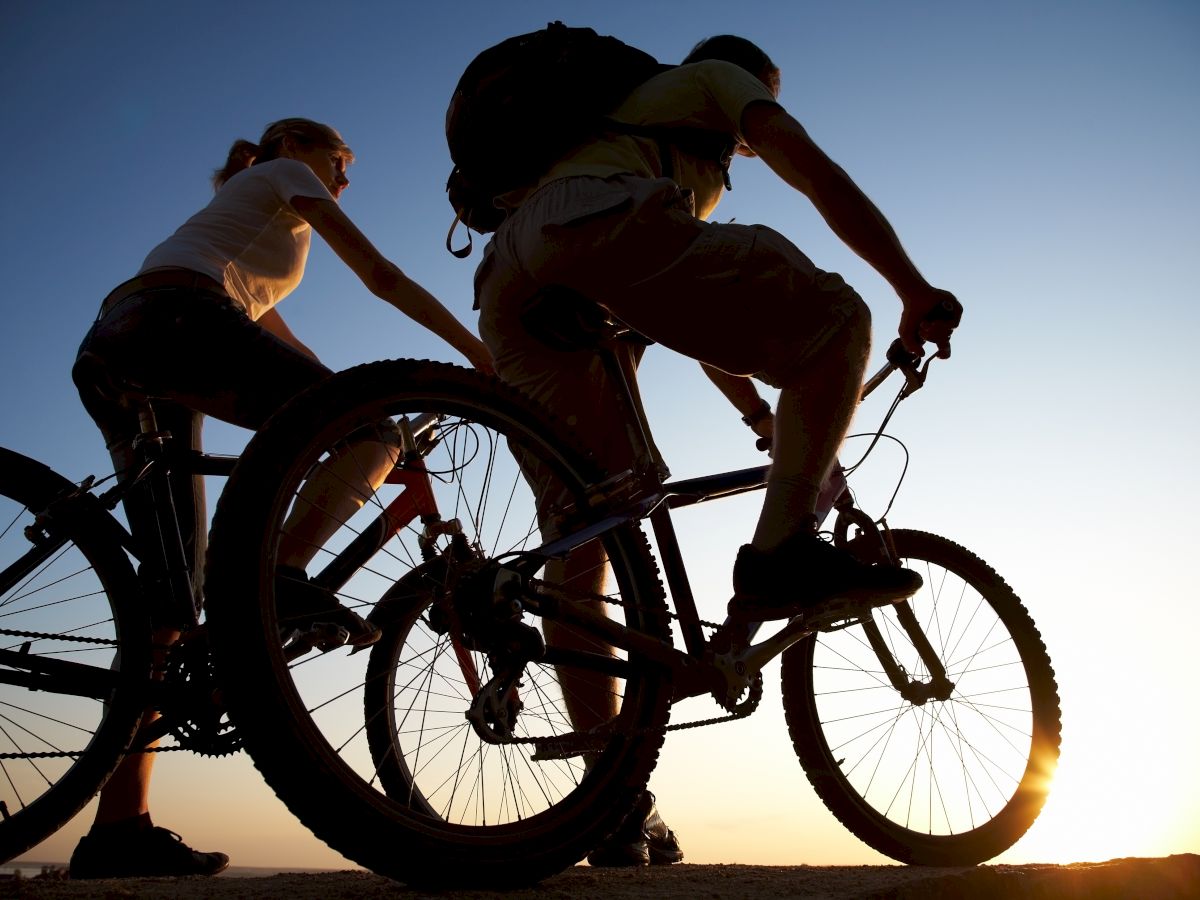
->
xmin=899 ymin=288 xmax=963 ymax=359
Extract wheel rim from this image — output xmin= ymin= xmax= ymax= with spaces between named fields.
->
xmin=0 ymin=457 xmax=148 ymax=856
xmin=805 ymin=540 xmax=1054 ymax=845
xmin=213 ymin=378 xmax=668 ymax=844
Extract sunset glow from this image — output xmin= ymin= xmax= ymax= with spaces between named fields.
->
xmin=2 ymin=0 xmax=1197 ymax=872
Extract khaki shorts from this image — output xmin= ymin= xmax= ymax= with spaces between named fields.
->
xmin=476 ymin=174 xmax=866 ymax=487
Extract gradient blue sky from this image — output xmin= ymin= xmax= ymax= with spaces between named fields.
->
xmin=2 ymin=0 xmax=1197 ymax=870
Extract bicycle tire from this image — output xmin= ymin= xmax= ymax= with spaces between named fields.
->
xmin=205 ymin=360 xmax=672 ymax=888
xmin=781 ymin=529 xmax=1060 ymax=865
xmin=0 ymin=447 xmax=151 ymax=862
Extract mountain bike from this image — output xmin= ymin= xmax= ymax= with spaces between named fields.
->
xmin=201 ymin=320 xmax=1062 ymax=888
xmin=0 ymin=364 xmax=251 ymax=862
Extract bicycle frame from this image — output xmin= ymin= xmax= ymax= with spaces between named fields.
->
xmin=0 ymin=401 xmax=237 ymax=706
xmin=294 ymin=338 xmax=951 ymax=725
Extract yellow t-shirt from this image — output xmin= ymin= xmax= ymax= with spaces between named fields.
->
xmin=526 ymin=59 xmax=778 ymax=221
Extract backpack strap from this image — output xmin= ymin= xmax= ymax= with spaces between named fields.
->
xmin=445 ymin=206 xmax=474 ymax=259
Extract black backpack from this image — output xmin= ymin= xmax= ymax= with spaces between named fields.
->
xmin=444 ymin=21 xmax=733 ymax=257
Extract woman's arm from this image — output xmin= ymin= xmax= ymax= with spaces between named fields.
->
xmin=290 ymin=195 xmax=494 ymax=373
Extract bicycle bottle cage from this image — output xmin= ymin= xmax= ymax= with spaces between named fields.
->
xmin=519 ymin=286 xmax=654 ymax=352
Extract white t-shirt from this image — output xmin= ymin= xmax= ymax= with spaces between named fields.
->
xmin=139 ymin=158 xmax=334 ymax=321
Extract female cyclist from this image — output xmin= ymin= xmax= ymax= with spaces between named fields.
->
xmin=68 ymin=117 xmax=491 ymax=879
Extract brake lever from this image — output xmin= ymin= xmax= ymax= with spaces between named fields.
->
xmin=884 ymin=338 xmax=935 ymax=398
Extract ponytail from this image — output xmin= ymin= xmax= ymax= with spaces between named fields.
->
xmin=212 ymin=139 xmax=260 ymax=191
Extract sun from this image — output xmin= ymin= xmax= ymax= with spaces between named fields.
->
xmin=999 ymin=737 xmax=1199 ymax=864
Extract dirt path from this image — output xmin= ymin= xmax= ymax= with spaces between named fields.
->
xmin=4 ymin=855 xmax=1199 ymax=899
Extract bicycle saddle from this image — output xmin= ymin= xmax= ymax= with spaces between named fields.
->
xmin=72 ymin=350 xmax=155 ymax=412
xmin=519 ymin=286 xmax=653 ymax=352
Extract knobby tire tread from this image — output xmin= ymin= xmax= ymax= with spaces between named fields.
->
xmin=205 ymin=360 xmax=672 ymax=887
xmin=0 ymin=448 xmax=150 ymax=862
xmin=780 ymin=529 xmax=1061 ymax=865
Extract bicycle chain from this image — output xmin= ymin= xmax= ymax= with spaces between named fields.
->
xmin=504 ymin=579 xmax=765 ymax=745
xmin=0 ymin=744 xmax=192 ymax=761
xmin=0 ymin=630 xmax=136 ymax=759
xmin=0 ymin=579 xmax=745 ymax=762
xmin=0 ymin=626 xmax=236 ymax=759
xmin=0 ymin=627 xmax=118 ymax=646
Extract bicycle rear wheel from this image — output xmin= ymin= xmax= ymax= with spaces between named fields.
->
xmin=205 ymin=360 xmax=671 ymax=888
xmin=0 ymin=447 xmax=151 ymax=861
xmin=781 ymin=529 xmax=1060 ymax=865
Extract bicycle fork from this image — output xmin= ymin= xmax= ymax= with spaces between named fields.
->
xmin=833 ymin=512 xmax=955 ymax=705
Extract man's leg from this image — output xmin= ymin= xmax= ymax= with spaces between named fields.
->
xmin=751 ymin=298 xmax=871 ymax=551
xmin=477 ymin=236 xmax=682 ymax=867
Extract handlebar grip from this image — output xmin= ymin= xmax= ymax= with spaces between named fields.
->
xmin=885 ymin=338 xmax=920 ymax=369
xmin=924 ymin=297 xmax=963 ymax=324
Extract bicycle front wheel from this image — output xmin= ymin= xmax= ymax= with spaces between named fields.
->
xmin=205 ymin=360 xmax=671 ymax=888
xmin=0 ymin=447 xmax=151 ymax=862
xmin=781 ymin=529 xmax=1060 ymax=865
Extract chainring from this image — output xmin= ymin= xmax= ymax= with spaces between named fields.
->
xmin=162 ymin=629 xmax=242 ymax=757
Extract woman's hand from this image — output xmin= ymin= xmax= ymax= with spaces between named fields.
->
xmin=462 ymin=338 xmax=495 ymax=376
xmin=293 ymin=195 xmax=495 ymax=372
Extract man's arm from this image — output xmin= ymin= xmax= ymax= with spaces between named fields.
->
xmin=741 ymin=101 xmax=960 ymax=357
xmin=702 ymin=364 xmax=774 ymax=443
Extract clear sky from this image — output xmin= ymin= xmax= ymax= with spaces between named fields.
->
xmin=3 ymin=0 xmax=1197 ymax=871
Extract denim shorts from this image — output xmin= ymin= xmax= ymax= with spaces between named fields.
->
xmin=73 ymin=283 xmax=331 ymax=596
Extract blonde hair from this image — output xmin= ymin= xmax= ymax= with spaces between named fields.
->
xmin=212 ymin=118 xmax=353 ymax=190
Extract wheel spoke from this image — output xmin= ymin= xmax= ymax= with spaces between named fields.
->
xmin=784 ymin=529 xmax=1060 ymax=864
xmin=203 ymin=363 xmax=672 ymax=883
xmin=0 ymin=449 xmax=149 ymax=860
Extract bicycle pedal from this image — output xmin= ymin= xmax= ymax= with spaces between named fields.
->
xmin=310 ymin=622 xmax=351 ymax=652
xmin=709 ymin=618 xmax=751 ymax=654
xmin=801 ymin=599 xmax=875 ymax=633
xmin=280 ymin=622 xmax=350 ymax=655
xmin=529 ymin=731 xmax=609 ymax=761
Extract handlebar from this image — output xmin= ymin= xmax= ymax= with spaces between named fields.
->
xmin=752 ymin=337 xmax=939 ymax=455
xmin=860 ymin=338 xmax=938 ymax=402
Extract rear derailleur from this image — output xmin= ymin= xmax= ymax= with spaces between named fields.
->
xmin=427 ymin=558 xmax=545 ymax=744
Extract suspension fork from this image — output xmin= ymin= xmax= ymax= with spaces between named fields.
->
xmin=849 ymin=516 xmax=954 ymax=704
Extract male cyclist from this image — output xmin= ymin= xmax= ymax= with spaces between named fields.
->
xmin=474 ymin=34 xmax=961 ymax=866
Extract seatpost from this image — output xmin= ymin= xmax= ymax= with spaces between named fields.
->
xmin=598 ymin=340 xmax=670 ymax=485
xmin=131 ymin=398 xmax=199 ymax=629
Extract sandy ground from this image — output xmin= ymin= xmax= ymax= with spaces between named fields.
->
xmin=1 ymin=855 xmax=1197 ymax=900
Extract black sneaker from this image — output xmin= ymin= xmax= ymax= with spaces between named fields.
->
xmin=729 ymin=529 xmax=922 ymax=622
xmin=276 ymin=565 xmax=380 ymax=648
xmin=69 ymin=825 xmax=229 ymax=879
xmin=587 ymin=791 xmax=684 ymax=867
